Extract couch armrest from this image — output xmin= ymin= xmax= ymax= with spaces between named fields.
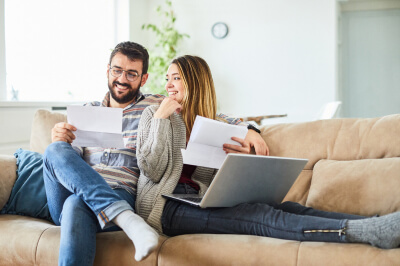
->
xmin=0 ymin=155 xmax=17 ymax=210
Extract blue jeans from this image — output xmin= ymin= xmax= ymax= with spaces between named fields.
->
xmin=161 ymin=184 xmax=365 ymax=243
xmin=43 ymin=142 xmax=135 ymax=266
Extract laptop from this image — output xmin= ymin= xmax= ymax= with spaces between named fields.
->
xmin=162 ymin=153 xmax=308 ymax=208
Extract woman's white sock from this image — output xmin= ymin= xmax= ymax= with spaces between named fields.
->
xmin=113 ymin=210 xmax=159 ymax=261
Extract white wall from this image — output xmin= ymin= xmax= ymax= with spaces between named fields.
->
xmin=340 ymin=9 xmax=400 ymax=118
xmin=0 ymin=103 xmax=67 ymax=155
xmin=0 ymin=0 xmax=338 ymax=155
xmin=0 ymin=0 xmax=5 ymax=100
xmin=131 ymin=0 xmax=338 ymax=122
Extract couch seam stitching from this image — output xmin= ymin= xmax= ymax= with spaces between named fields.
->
xmin=295 ymin=242 xmax=301 ymax=266
xmin=157 ymin=236 xmax=170 ymax=265
xmin=34 ymin=226 xmax=52 ymax=265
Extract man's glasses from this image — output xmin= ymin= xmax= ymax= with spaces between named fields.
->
xmin=110 ymin=67 xmax=142 ymax=82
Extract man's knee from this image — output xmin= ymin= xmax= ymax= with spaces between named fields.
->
xmin=61 ymin=195 xmax=98 ymax=233
xmin=63 ymin=195 xmax=86 ymax=212
xmin=44 ymin=141 xmax=69 ymax=158
xmin=43 ymin=142 xmax=75 ymax=167
xmin=62 ymin=195 xmax=94 ymax=221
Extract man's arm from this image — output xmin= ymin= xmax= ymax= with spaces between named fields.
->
xmin=243 ymin=129 xmax=269 ymax=156
xmin=217 ymin=113 xmax=269 ymax=156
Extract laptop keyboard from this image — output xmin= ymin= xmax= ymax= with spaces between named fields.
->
xmin=183 ymin=197 xmax=203 ymax=203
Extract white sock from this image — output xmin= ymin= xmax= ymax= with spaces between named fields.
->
xmin=113 ymin=210 xmax=159 ymax=261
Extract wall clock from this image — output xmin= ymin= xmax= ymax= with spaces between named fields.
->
xmin=211 ymin=22 xmax=229 ymax=39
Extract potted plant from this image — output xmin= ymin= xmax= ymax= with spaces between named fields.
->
xmin=141 ymin=0 xmax=190 ymax=95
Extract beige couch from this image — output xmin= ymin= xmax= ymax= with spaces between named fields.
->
xmin=1 ymin=109 xmax=400 ymax=265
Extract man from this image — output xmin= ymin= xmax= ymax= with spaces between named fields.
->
xmin=43 ymin=41 xmax=162 ymax=265
xmin=43 ymin=41 xmax=269 ymax=265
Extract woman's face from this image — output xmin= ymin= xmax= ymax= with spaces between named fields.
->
xmin=165 ymin=63 xmax=185 ymax=104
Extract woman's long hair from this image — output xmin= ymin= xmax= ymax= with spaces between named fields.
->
xmin=171 ymin=55 xmax=217 ymax=136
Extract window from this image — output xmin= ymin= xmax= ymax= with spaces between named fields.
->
xmin=3 ymin=0 xmax=128 ymax=102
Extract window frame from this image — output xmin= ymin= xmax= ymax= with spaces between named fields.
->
xmin=0 ymin=0 xmax=130 ymax=104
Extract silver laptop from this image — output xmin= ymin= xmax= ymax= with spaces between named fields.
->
xmin=162 ymin=154 xmax=308 ymax=208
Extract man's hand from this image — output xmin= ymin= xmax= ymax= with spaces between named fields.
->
xmin=244 ymin=129 xmax=270 ymax=155
xmin=222 ymin=129 xmax=269 ymax=156
xmin=51 ymin=122 xmax=77 ymax=144
xmin=154 ymin=96 xmax=182 ymax=119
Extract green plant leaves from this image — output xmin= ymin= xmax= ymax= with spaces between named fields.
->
xmin=141 ymin=0 xmax=189 ymax=95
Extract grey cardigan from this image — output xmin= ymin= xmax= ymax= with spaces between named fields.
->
xmin=135 ymin=105 xmax=216 ymax=234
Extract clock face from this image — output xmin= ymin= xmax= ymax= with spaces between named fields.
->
xmin=212 ymin=22 xmax=228 ymax=39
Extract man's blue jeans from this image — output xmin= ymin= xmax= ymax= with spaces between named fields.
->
xmin=43 ymin=142 xmax=135 ymax=266
xmin=162 ymin=184 xmax=365 ymax=243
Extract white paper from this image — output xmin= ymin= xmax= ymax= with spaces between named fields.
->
xmin=67 ymin=105 xmax=125 ymax=148
xmin=182 ymin=116 xmax=248 ymax=169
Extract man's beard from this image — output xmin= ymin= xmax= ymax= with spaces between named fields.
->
xmin=108 ymin=81 xmax=140 ymax=104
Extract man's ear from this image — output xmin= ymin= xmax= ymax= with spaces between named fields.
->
xmin=141 ymin=73 xmax=149 ymax=87
xmin=107 ymin=64 xmax=110 ymax=77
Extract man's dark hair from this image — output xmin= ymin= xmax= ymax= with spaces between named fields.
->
xmin=109 ymin=42 xmax=149 ymax=74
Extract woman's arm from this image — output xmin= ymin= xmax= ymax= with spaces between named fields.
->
xmin=136 ymin=106 xmax=171 ymax=183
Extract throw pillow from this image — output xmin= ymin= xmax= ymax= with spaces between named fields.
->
xmin=306 ymin=158 xmax=400 ymax=216
xmin=0 ymin=148 xmax=52 ymax=222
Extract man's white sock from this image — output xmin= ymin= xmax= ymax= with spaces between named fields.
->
xmin=113 ymin=210 xmax=159 ymax=261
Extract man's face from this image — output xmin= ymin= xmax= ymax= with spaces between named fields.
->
xmin=107 ymin=52 xmax=148 ymax=105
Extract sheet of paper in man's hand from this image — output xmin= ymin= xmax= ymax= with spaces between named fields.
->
xmin=67 ymin=105 xmax=125 ymax=148
xmin=182 ymin=115 xmax=248 ymax=169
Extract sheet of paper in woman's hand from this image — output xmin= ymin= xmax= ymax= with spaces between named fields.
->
xmin=182 ymin=116 xmax=248 ymax=169
xmin=67 ymin=105 xmax=125 ymax=148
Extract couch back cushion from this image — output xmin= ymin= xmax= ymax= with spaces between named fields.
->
xmin=30 ymin=110 xmax=400 ymax=215
xmin=30 ymin=109 xmax=67 ymax=154
xmin=261 ymin=114 xmax=400 ymax=215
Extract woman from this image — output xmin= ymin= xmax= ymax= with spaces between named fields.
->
xmin=135 ymin=55 xmax=400 ymax=249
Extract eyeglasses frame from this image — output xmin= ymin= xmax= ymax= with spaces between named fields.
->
xmin=109 ymin=66 xmax=143 ymax=82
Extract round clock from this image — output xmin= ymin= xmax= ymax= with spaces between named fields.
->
xmin=211 ymin=22 xmax=229 ymax=39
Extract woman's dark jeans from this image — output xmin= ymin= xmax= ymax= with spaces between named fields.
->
xmin=162 ymin=184 xmax=365 ymax=243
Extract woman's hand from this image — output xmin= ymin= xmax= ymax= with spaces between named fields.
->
xmin=154 ymin=97 xmax=182 ymax=119
xmin=51 ymin=122 xmax=77 ymax=144
xmin=223 ymin=137 xmax=251 ymax=154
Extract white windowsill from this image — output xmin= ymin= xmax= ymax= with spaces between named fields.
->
xmin=0 ymin=101 xmax=85 ymax=108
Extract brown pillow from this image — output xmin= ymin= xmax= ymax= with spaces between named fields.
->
xmin=306 ymin=158 xmax=400 ymax=216
xmin=30 ymin=109 xmax=67 ymax=154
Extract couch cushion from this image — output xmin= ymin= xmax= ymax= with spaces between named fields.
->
xmin=1 ymin=215 xmax=166 ymax=265
xmin=30 ymin=109 xmax=67 ymax=154
xmin=261 ymin=114 xmax=400 ymax=205
xmin=158 ymin=234 xmax=300 ymax=266
xmin=0 ymin=215 xmax=54 ymax=265
xmin=36 ymin=227 xmax=166 ymax=266
xmin=261 ymin=114 xmax=400 ymax=162
xmin=306 ymin=158 xmax=400 ymax=216
xmin=297 ymin=241 xmax=400 ymax=266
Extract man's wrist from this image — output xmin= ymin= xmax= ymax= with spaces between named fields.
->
xmin=247 ymin=124 xmax=261 ymax=134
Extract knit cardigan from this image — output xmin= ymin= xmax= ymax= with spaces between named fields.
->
xmin=135 ymin=105 xmax=217 ymax=234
